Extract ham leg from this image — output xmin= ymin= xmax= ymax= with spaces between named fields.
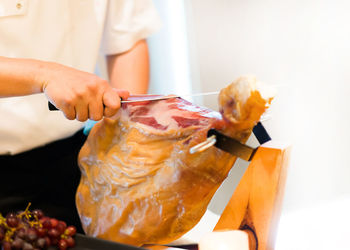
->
xmin=76 ymin=76 xmax=272 ymax=246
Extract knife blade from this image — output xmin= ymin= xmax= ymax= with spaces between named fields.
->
xmin=48 ymin=91 xmax=220 ymax=111
xmin=207 ymin=129 xmax=258 ymax=161
xmin=201 ymin=122 xmax=271 ymax=161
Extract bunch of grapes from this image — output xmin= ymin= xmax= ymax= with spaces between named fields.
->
xmin=0 ymin=203 xmax=76 ymax=250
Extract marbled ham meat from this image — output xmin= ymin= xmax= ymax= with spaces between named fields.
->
xmin=75 ymin=76 xmax=273 ymax=246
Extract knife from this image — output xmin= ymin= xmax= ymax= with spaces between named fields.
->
xmin=48 ymin=92 xmax=221 ymax=111
xmin=47 ymin=96 xmax=178 ymax=110
xmin=190 ymin=122 xmax=271 ymax=161
xmin=209 ymin=122 xmax=271 ymax=161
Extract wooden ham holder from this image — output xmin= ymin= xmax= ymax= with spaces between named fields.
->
xmin=146 ymin=141 xmax=291 ymax=250
xmin=213 ymin=141 xmax=291 ymax=250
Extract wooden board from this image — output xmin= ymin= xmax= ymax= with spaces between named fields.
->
xmin=214 ymin=141 xmax=291 ymax=250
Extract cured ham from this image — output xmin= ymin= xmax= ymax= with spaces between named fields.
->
xmin=76 ymin=76 xmax=272 ymax=246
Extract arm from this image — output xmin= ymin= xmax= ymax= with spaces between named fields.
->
xmin=106 ymin=39 xmax=150 ymax=94
xmin=0 ymin=56 xmax=129 ymax=121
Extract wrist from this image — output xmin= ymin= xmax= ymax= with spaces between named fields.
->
xmin=30 ymin=59 xmax=54 ymax=93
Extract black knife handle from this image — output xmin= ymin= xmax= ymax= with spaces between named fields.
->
xmin=48 ymin=102 xmax=58 ymax=111
xmin=48 ymin=98 xmax=125 ymax=111
xmin=253 ymin=122 xmax=271 ymax=144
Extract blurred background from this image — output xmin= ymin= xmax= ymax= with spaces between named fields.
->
xmin=100 ymin=0 xmax=350 ymax=248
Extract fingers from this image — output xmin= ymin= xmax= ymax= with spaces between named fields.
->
xmin=61 ymin=105 xmax=76 ymax=120
xmin=88 ymin=99 xmax=104 ymax=121
xmin=74 ymin=102 xmax=89 ymax=122
xmin=114 ymin=89 xmax=130 ymax=100
xmin=42 ymin=63 xmax=130 ymax=121
xmin=61 ymin=100 xmax=103 ymax=122
xmin=103 ymin=88 xmax=121 ymax=117
xmin=57 ymin=88 xmax=128 ymax=121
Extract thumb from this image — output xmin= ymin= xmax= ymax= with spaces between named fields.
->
xmin=114 ymin=89 xmax=130 ymax=100
xmin=103 ymin=88 xmax=121 ymax=117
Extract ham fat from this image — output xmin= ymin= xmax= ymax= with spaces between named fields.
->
xmin=76 ymin=76 xmax=273 ymax=246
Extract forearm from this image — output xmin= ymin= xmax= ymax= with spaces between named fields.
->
xmin=0 ymin=56 xmax=129 ymax=121
xmin=106 ymin=39 xmax=150 ymax=94
xmin=0 ymin=56 xmax=45 ymax=97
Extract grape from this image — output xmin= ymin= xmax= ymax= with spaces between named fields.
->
xmin=40 ymin=217 xmax=52 ymax=229
xmin=36 ymin=227 xmax=47 ymax=237
xmin=56 ymin=221 xmax=67 ymax=234
xmin=51 ymin=237 xmax=58 ymax=245
xmin=32 ymin=209 xmax=44 ymax=220
xmin=1 ymin=205 xmax=76 ymax=250
xmin=0 ymin=226 xmax=5 ymax=241
xmin=6 ymin=213 xmax=19 ymax=228
xmin=50 ymin=218 xmax=58 ymax=228
xmin=64 ymin=226 xmax=77 ymax=236
xmin=2 ymin=241 xmax=11 ymax=250
xmin=58 ymin=239 xmax=68 ymax=250
xmin=48 ymin=228 xmax=60 ymax=239
xmin=22 ymin=242 xmax=34 ymax=250
xmin=11 ymin=237 xmax=24 ymax=249
xmin=65 ymin=236 xmax=75 ymax=248
xmin=6 ymin=212 xmax=16 ymax=218
xmin=44 ymin=236 xmax=51 ymax=247
xmin=15 ymin=227 xmax=26 ymax=239
xmin=26 ymin=228 xmax=38 ymax=242
xmin=36 ymin=237 xmax=46 ymax=249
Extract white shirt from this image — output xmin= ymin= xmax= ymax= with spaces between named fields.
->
xmin=0 ymin=0 xmax=161 ymax=155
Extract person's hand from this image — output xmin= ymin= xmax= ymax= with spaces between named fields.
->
xmin=40 ymin=62 xmax=129 ymax=121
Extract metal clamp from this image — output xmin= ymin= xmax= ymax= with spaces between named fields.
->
xmin=189 ymin=122 xmax=271 ymax=161
xmin=189 ymin=135 xmax=217 ymax=154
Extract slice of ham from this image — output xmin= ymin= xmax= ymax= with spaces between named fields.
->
xmin=76 ymin=76 xmax=272 ymax=246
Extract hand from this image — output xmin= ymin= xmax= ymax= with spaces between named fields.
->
xmin=40 ymin=62 xmax=129 ymax=121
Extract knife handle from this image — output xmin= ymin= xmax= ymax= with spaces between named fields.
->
xmin=252 ymin=122 xmax=271 ymax=144
xmin=48 ymin=102 xmax=58 ymax=111
xmin=47 ymin=98 xmax=124 ymax=111
xmin=48 ymin=101 xmax=109 ymax=111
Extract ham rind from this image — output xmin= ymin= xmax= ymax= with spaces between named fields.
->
xmin=76 ymin=76 xmax=272 ymax=246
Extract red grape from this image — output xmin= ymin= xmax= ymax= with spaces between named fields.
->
xmin=2 ymin=241 xmax=11 ymax=250
xmin=22 ymin=242 xmax=34 ymax=250
xmin=0 ymin=226 xmax=5 ymax=241
xmin=26 ymin=227 xmax=38 ymax=242
xmin=11 ymin=237 xmax=24 ymax=249
xmin=36 ymin=237 xmax=46 ymax=249
xmin=48 ymin=228 xmax=60 ymax=239
xmin=16 ymin=227 xmax=26 ymax=239
xmin=58 ymin=239 xmax=68 ymax=250
xmin=51 ymin=237 xmax=58 ymax=245
xmin=64 ymin=225 xmax=77 ymax=236
xmin=36 ymin=227 xmax=47 ymax=237
xmin=6 ymin=212 xmax=16 ymax=218
xmin=6 ymin=215 xmax=19 ymax=227
xmin=56 ymin=221 xmax=67 ymax=234
xmin=65 ymin=236 xmax=75 ymax=248
xmin=32 ymin=209 xmax=44 ymax=219
xmin=50 ymin=218 xmax=58 ymax=228
xmin=41 ymin=217 xmax=52 ymax=229
xmin=1 ymin=206 xmax=76 ymax=250
xmin=44 ymin=236 xmax=51 ymax=247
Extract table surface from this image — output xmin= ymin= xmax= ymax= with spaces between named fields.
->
xmin=275 ymin=195 xmax=350 ymax=250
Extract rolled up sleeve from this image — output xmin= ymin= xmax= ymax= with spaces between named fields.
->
xmin=101 ymin=0 xmax=162 ymax=55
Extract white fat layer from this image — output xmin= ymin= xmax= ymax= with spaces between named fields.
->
xmin=234 ymin=76 xmax=276 ymax=104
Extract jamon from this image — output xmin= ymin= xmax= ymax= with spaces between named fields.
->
xmin=75 ymin=76 xmax=272 ymax=246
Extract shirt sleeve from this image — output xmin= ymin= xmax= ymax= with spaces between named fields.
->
xmin=101 ymin=0 xmax=162 ymax=55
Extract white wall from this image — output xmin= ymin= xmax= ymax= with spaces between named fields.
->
xmin=148 ymin=0 xmax=194 ymax=98
xmin=185 ymin=0 xmax=350 ymax=213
